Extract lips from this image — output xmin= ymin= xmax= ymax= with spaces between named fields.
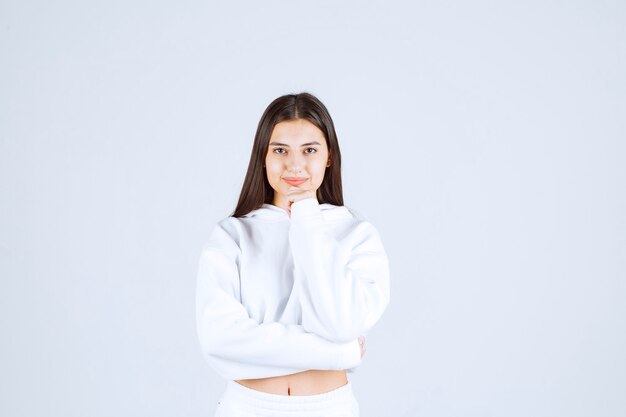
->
xmin=283 ymin=177 xmax=307 ymax=186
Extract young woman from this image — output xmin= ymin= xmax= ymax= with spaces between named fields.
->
xmin=196 ymin=92 xmax=391 ymax=417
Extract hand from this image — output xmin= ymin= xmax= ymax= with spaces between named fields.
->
xmin=358 ymin=335 xmax=366 ymax=358
xmin=285 ymin=186 xmax=316 ymax=217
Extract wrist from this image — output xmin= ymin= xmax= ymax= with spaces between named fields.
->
xmin=290 ymin=197 xmax=321 ymax=220
xmin=335 ymin=338 xmax=362 ymax=370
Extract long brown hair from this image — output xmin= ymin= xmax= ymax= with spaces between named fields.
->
xmin=231 ymin=92 xmax=344 ymax=218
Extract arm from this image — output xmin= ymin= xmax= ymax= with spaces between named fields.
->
xmin=195 ymin=223 xmax=362 ymax=381
xmin=288 ymin=198 xmax=391 ymax=343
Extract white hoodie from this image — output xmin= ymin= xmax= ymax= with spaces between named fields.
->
xmin=195 ymin=197 xmax=390 ymax=381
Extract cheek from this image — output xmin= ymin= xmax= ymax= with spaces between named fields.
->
xmin=266 ymin=163 xmax=283 ymax=181
xmin=265 ymin=159 xmax=279 ymax=172
xmin=311 ymin=167 xmax=326 ymax=185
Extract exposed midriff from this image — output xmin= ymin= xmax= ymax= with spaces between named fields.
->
xmin=235 ymin=369 xmax=348 ymax=396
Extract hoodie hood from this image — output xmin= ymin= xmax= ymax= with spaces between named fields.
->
xmin=242 ymin=203 xmax=355 ymax=222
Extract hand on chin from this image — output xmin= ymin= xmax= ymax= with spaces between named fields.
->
xmin=285 ymin=187 xmax=316 ymax=217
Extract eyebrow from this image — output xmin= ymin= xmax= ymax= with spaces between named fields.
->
xmin=269 ymin=141 xmax=323 ymax=147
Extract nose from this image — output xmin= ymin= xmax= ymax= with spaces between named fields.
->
xmin=286 ymin=153 xmax=305 ymax=174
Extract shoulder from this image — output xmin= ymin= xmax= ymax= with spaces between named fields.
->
xmin=342 ymin=204 xmax=366 ymax=222
xmin=200 ymin=216 xmax=244 ymax=257
xmin=341 ymin=204 xmax=379 ymax=232
xmin=322 ymin=204 xmax=383 ymax=247
xmin=338 ymin=205 xmax=388 ymax=248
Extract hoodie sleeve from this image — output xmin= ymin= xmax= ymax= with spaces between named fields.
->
xmin=288 ymin=197 xmax=391 ymax=344
xmin=195 ymin=222 xmax=362 ymax=381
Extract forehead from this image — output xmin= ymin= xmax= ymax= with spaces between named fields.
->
xmin=269 ymin=119 xmax=326 ymax=145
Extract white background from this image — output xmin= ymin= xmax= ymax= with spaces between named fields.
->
xmin=1 ymin=1 xmax=624 ymax=416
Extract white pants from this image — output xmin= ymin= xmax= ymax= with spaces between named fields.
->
xmin=214 ymin=380 xmax=360 ymax=417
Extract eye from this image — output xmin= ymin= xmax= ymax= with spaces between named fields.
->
xmin=273 ymin=148 xmax=286 ymax=154
xmin=305 ymin=147 xmax=318 ymax=154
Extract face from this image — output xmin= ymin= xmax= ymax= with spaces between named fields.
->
xmin=265 ymin=119 xmax=331 ymax=209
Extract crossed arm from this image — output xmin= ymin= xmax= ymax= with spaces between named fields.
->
xmin=195 ymin=200 xmax=390 ymax=380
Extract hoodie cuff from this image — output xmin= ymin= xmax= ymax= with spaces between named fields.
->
xmin=336 ymin=338 xmax=362 ymax=370
xmin=290 ymin=197 xmax=324 ymax=227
